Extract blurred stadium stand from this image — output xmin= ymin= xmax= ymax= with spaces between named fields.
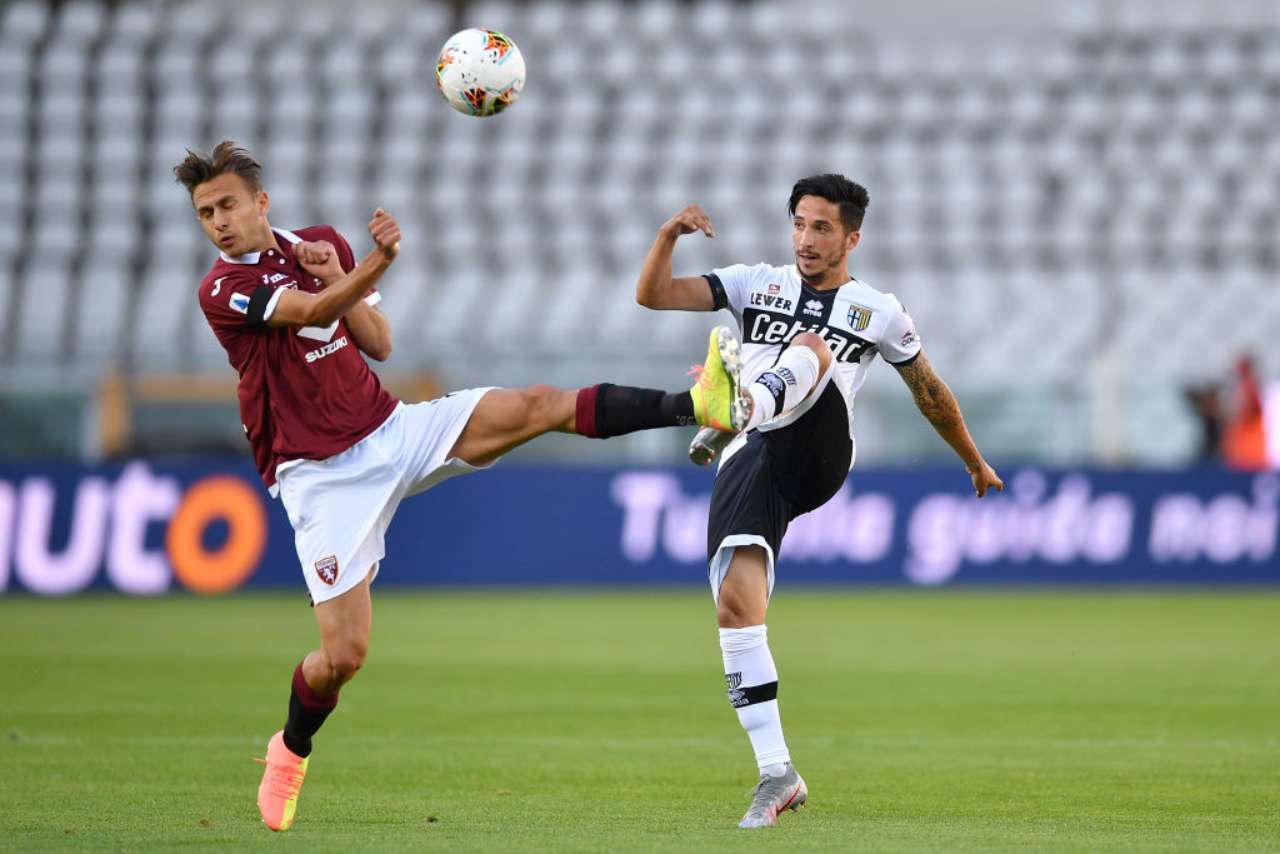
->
xmin=0 ymin=0 xmax=1277 ymax=465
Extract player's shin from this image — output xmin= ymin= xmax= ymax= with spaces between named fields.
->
xmin=282 ymin=661 xmax=339 ymax=757
xmin=573 ymin=383 xmax=695 ymax=438
xmin=720 ymin=625 xmax=790 ymax=776
xmin=744 ymin=346 xmax=821 ymax=431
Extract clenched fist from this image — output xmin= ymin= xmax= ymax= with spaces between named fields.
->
xmin=369 ymin=208 xmax=401 ymax=260
xmin=294 ymin=240 xmax=343 ymax=283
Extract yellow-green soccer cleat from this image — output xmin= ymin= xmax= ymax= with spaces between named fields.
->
xmin=689 ymin=325 xmax=751 ymax=433
xmin=255 ymin=731 xmax=309 ymax=831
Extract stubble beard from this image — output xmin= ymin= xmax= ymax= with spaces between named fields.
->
xmin=798 ymin=251 xmax=844 ymax=288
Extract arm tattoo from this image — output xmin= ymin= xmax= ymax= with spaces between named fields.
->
xmin=896 ymin=353 xmax=962 ymax=429
xmin=895 ymin=351 xmax=985 ymax=470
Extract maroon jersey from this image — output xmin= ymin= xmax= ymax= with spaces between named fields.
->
xmin=198 ymin=225 xmax=399 ymax=492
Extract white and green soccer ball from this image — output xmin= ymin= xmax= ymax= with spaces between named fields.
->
xmin=434 ymin=28 xmax=526 ymax=117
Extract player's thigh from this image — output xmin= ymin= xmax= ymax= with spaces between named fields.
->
xmin=764 ymin=385 xmax=851 ymax=512
xmin=448 ymin=385 xmax=577 ymax=466
xmin=312 ymin=571 xmax=373 ymax=662
xmin=718 ymin=546 xmax=770 ymax=627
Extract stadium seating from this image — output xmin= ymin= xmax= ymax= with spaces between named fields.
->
xmin=0 ymin=0 xmax=1276 ymax=462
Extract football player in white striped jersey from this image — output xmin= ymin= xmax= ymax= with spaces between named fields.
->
xmin=635 ymin=173 xmax=1002 ymax=827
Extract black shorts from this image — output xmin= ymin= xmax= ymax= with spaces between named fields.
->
xmin=706 ymin=381 xmax=852 ymax=565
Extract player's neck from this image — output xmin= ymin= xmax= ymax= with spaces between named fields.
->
xmin=800 ymin=269 xmax=851 ymax=292
xmin=239 ymin=224 xmax=281 ymax=256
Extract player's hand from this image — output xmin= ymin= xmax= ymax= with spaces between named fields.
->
xmin=369 ymin=208 xmax=401 ymax=260
xmin=661 ymin=204 xmax=715 ymax=239
xmin=294 ymin=240 xmax=344 ymax=282
xmin=968 ymin=460 xmax=1004 ymax=498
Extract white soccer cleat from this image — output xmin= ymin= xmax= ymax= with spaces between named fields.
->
xmin=738 ymin=763 xmax=807 ymax=829
xmin=688 ymin=425 xmax=736 ymax=467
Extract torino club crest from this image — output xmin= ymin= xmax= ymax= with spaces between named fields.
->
xmin=314 ymin=555 xmax=339 ymax=586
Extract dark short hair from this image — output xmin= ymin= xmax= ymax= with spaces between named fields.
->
xmin=788 ymin=174 xmax=870 ymax=232
xmin=173 ymin=140 xmax=263 ymax=196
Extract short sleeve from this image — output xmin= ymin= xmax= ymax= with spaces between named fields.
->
xmin=705 ymin=263 xmax=762 ymax=314
xmin=199 ymin=270 xmax=277 ymax=330
xmin=879 ymin=297 xmax=922 ymax=365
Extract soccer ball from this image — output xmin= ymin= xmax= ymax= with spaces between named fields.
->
xmin=434 ymin=28 xmax=526 ymax=117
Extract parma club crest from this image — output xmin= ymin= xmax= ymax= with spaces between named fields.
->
xmin=847 ymin=304 xmax=873 ymax=331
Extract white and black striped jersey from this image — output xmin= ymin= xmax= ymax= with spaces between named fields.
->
xmin=705 ymin=262 xmax=922 ymax=469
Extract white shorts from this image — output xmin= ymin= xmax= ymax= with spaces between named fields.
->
xmin=276 ymin=388 xmax=496 ymax=604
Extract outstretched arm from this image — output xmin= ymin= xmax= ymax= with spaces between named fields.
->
xmin=894 ymin=351 xmax=1004 ymax=497
xmin=635 ymin=204 xmax=718 ymax=311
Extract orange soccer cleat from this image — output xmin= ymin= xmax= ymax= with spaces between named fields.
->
xmin=254 ymin=730 xmax=309 ymax=831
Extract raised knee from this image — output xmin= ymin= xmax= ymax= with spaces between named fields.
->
xmin=791 ymin=331 xmax=830 ymax=357
xmin=790 ymin=332 xmax=832 ymax=372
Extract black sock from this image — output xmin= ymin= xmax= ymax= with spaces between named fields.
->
xmin=282 ymin=662 xmax=338 ymax=758
xmin=575 ymin=384 xmax=695 ymax=438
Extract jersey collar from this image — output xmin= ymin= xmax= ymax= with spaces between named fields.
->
xmin=219 ymin=228 xmax=305 ymax=264
xmin=796 ymin=270 xmax=855 ymax=296
xmin=219 ymin=249 xmax=261 ymax=264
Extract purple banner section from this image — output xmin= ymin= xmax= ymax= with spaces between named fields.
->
xmin=0 ymin=460 xmax=1276 ymax=596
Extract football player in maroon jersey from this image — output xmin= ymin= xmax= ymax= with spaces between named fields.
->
xmin=176 ymin=141 xmax=751 ymax=831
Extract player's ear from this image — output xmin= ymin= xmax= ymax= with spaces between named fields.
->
xmin=257 ymin=190 xmax=270 ymax=216
xmin=846 ymin=229 xmax=861 ymax=252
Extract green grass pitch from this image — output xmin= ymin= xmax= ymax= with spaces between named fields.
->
xmin=3 ymin=589 xmax=1278 ymax=852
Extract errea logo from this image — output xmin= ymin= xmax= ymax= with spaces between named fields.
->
xmin=802 ymin=299 xmax=824 ymax=317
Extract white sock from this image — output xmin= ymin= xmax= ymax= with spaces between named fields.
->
xmin=719 ymin=625 xmax=790 ymax=772
xmin=744 ymin=346 xmax=821 ymax=430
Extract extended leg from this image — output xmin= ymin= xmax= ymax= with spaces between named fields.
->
xmin=447 ymin=383 xmax=696 ymax=467
xmin=448 ymin=325 xmax=751 ymax=466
